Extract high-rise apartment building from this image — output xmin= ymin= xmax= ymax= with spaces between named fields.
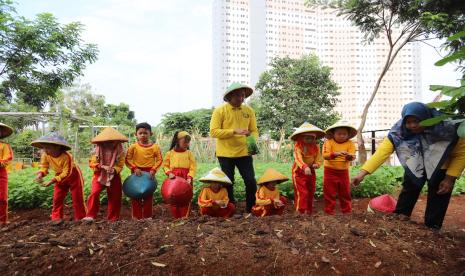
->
xmin=212 ymin=0 xmax=422 ymax=130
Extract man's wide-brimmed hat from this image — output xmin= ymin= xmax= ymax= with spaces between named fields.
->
xmin=223 ymin=82 xmax=253 ymax=101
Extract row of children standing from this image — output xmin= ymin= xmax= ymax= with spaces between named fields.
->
xmin=0 ymin=118 xmax=358 ymax=224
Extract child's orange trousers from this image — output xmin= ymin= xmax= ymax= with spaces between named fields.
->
xmin=292 ymin=164 xmax=316 ymax=214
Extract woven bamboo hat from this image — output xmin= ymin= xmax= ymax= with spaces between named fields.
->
xmin=31 ymin=132 xmax=72 ymax=151
xmin=257 ymin=168 xmax=289 ymax=185
xmin=91 ymin=127 xmax=128 ymax=144
xmin=325 ymin=120 xmax=357 ymax=139
xmin=199 ymin=168 xmax=232 ymax=186
xmin=289 ymin=122 xmax=325 ymax=140
xmin=0 ymin=123 xmax=13 ymax=139
xmin=223 ymin=82 xmax=253 ymax=101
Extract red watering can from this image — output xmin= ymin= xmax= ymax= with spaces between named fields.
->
xmin=161 ymin=177 xmax=193 ymax=206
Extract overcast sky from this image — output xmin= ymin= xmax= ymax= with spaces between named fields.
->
xmin=17 ymin=0 xmax=462 ymax=124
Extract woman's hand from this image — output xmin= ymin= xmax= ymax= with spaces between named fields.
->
xmin=351 ymin=170 xmax=369 ymax=187
xmin=437 ymin=175 xmax=456 ymax=195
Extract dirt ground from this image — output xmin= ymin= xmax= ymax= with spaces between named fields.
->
xmin=1 ymin=196 xmax=465 ymax=275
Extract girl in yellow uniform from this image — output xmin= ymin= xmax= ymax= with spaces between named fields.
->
xmin=163 ymin=131 xmax=196 ymax=218
xmin=198 ymin=168 xmax=235 ymax=218
xmin=252 ymin=168 xmax=288 ymax=217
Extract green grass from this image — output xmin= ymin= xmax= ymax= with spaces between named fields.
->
xmin=7 ymin=163 xmax=465 ymax=209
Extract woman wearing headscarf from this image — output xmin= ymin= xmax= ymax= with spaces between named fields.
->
xmin=351 ymin=102 xmax=465 ymax=229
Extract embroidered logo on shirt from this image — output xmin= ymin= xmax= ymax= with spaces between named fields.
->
xmin=242 ymin=112 xmax=250 ymax=118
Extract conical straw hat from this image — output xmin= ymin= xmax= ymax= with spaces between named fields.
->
xmin=92 ymin=127 xmax=128 ymax=144
xmin=223 ymin=82 xmax=253 ymax=101
xmin=289 ymin=122 xmax=325 ymax=140
xmin=199 ymin=167 xmax=232 ymax=185
xmin=325 ymin=120 xmax=357 ymax=139
xmin=257 ymin=168 xmax=289 ymax=185
xmin=0 ymin=123 xmax=13 ymax=139
xmin=31 ymin=132 xmax=71 ymax=151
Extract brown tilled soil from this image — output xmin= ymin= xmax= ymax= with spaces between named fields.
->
xmin=1 ymin=196 xmax=465 ymax=275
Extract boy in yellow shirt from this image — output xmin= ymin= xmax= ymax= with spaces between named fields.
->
xmin=252 ymin=168 xmax=288 ymax=217
xmin=198 ymin=168 xmax=235 ymax=218
xmin=323 ymin=120 xmax=357 ymax=215
xmin=0 ymin=123 xmax=13 ymax=224
xmin=125 ymin=122 xmax=163 ymax=219
xmin=32 ymin=133 xmax=87 ymax=222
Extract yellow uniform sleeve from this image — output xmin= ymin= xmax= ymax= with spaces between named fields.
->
xmin=446 ymin=138 xmax=465 ymax=178
xmin=54 ymin=154 xmax=73 ymax=183
xmin=39 ymin=153 xmax=49 ymax=176
xmin=89 ymin=154 xmax=99 ymax=171
xmin=125 ymin=144 xmax=136 ymax=170
xmin=361 ymin=138 xmax=395 ymax=173
xmin=293 ymin=145 xmax=307 ymax=169
xmin=162 ymin=150 xmax=172 ymax=175
xmin=114 ymin=152 xmax=125 ymax=174
xmin=249 ymin=109 xmax=259 ymax=139
xmin=220 ymin=188 xmax=229 ymax=205
xmin=151 ymin=145 xmax=163 ymax=172
xmin=0 ymin=144 xmax=13 ymax=166
xmin=188 ymin=151 xmax=197 ymax=178
xmin=209 ymin=108 xmax=235 ymax=139
xmin=322 ymin=140 xmax=332 ymax=160
xmin=255 ymin=187 xmax=272 ymax=206
xmin=198 ymin=188 xmax=213 ymax=208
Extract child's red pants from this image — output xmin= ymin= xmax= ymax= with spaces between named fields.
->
xmin=292 ymin=164 xmax=316 ymax=214
xmin=51 ymin=167 xmax=87 ymax=221
xmin=131 ymin=168 xmax=154 ymax=220
xmin=323 ymin=167 xmax=352 ymax=215
xmin=200 ymin=203 xmax=235 ymax=218
xmin=86 ymin=172 xmax=122 ymax=221
xmin=0 ymin=168 xmax=8 ymax=224
xmin=252 ymin=196 xmax=287 ymax=217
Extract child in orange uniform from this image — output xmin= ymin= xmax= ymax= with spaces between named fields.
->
xmin=83 ymin=128 xmax=128 ymax=222
xmin=252 ymin=168 xmax=288 ymax=217
xmin=163 ymin=131 xmax=196 ymax=218
xmin=290 ymin=122 xmax=325 ymax=215
xmin=323 ymin=120 xmax=357 ymax=215
xmin=0 ymin=123 xmax=13 ymax=224
xmin=32 ymin=133 xmax=87 ymax=223
xmin=198 ymin=168 xmax=235 ymax=218
xmin=125 ymin=122 xmax=163 ymax=219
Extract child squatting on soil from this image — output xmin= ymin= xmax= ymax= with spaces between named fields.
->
xmin=125 ymin=122 xmax=163 ymax=220
xmin=32 ymin=133 xmax=87 ymax=223
xmin=0 ymin=123 xmax=13 ymax=224
xmin=323 ymin=120 xmax=357 ymax=215
xmin=82 ymin=127 xmax=128 ymax=222
xmin=290 ymin=122 xmax=325 ymax=215
xmin=162 ymin=131 xmax=197 ymax=218
xmin=198 ymin=168 xmax=235 ymax=218
xmin=252 ymin=168 xmax=288 ymax=217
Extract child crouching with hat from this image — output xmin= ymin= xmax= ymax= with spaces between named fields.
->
xmin=32 ymin=133 xmax=87 ymax=223
xmin=198 ymin=168 xmax=235 ymax=218
xmin=252 ymin=168 xmax=288 ymax=217
xmin=83 ymin=127 xmax=128 ymax=222
xmin=290 ymin=122 xmax=325 ymax=215
xmin=323 ymin=120 xmax=357 ymax=215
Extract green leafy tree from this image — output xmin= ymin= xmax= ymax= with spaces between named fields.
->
xmin=0 ymin=0 xmax=98 ymax=109
xmin=253 ymin=55 xmax=340 ymax=139
xmin=161 ymin=108 xmax=213 ymax=137
xmin=307 ymin=0 xmax=465 ymax=163
xmin=422 ymin=29 xmax=465 ymax=137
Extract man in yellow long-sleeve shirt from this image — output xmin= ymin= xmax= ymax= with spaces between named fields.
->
xmin=209 ymin=82 xmax=259 ymax=213
xmin=352 ymin=102 xmax=465 ymax=229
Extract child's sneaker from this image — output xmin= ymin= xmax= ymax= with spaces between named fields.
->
xmin=81 ymin=217 xmax=94 ymax=223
